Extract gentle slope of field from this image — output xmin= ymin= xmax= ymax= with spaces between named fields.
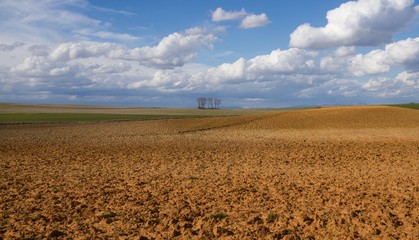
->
xmin=0 ymin=106 xmax=418 ymax=239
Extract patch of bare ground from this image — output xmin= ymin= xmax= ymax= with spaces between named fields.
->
xmin=0 ymin=106 xmax=418 ymax=239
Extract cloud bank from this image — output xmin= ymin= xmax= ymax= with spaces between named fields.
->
xmin=0 ymin=0 xmax=418 ymax=107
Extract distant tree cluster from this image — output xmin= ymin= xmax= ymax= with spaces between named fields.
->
xmin=197 ymin=97 xmax=221 ymax=109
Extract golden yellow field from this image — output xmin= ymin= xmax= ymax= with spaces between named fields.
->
xmin=1 ymin=106 xmax=418 ymax=239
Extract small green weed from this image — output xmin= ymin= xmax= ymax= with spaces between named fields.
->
xmin=187 ymin=176 xmax=201 ymax=181
xmin=210 ymin=212 xmax=227 ymax=220
xmin=100 ymin=212 xmax=117 ymax=219
xmin=267 ymin=213 xmax=279 ymax=223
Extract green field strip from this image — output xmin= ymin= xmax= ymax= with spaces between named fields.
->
xmin=0 ymin=113 xmax=211 ymax=124
xmin=385 ymin=103 xmax=419 ymax=110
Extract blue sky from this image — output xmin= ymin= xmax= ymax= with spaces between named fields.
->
xmin=0 ymin=0 xmax=418 ymax=107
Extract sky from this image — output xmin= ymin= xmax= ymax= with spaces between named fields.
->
xmin=0 ymin=0 xmax=418 ymax=108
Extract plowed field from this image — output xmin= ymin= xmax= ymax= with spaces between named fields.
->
xmin=1 ymin=106 xmax=418 ymax=239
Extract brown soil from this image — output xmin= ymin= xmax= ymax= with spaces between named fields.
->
xmin=1 ymin=106 xmax=418 ymax=239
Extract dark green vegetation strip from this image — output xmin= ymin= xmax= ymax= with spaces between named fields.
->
xmin=0 ymin=113 xmax=210 ymax=124
xmin=386 ymin=103 xmax=419 ymax=110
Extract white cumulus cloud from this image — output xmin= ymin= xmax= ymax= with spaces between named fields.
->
xmin=290 ymin=0 xmax=418 ymax=48
xmin=212 ymin=7 xmax=270 ymax=29
xmin=384 ymin=37 xmax=419 ymax=71
xmin=361 ymin=74 xmax=418 ymax=98
xmin=211 ymin=7 xmax=247 ymax=22
xmin=246 ymin=48 xmax=318 ymax=75
xmin=320 ymin=47 xmax=356 ymax=74
xmin=49 ymin=42 xmax=121 ymax=62
xmin=206 ymin=58 xmax=246 ymax=83
xmin=240 ymin=13 xmax=270 ymax=29
xmin=349 ymin=37 xmax=419 ymax=76
xmin=115 ymin=28 xmax=217 ymax=69
xmin=396 ymin=71 xmax=419 ymax=87
xmin=349 ymin=50 xmax=389 ymax=76
xmin=44 ymin=28 xmax=217 ymax=69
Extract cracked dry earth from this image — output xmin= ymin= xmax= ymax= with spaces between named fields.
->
xmin=0 ymin=106 xmax=418 ymax=239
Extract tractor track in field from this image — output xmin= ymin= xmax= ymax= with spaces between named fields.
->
xmin=176 ymin=114 xmax=280 ymax=134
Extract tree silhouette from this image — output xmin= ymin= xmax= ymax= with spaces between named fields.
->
xmin=196 ymin=97 xmax=221 ymax=109
xmin=214 ymin=98 xmax=221 ymax=109
xmin=197 ymin=97 xmax=206 ymax=109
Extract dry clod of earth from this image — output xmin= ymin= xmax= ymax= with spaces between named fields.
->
xmin=1 ymin=106 xmax=418 ymax=239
